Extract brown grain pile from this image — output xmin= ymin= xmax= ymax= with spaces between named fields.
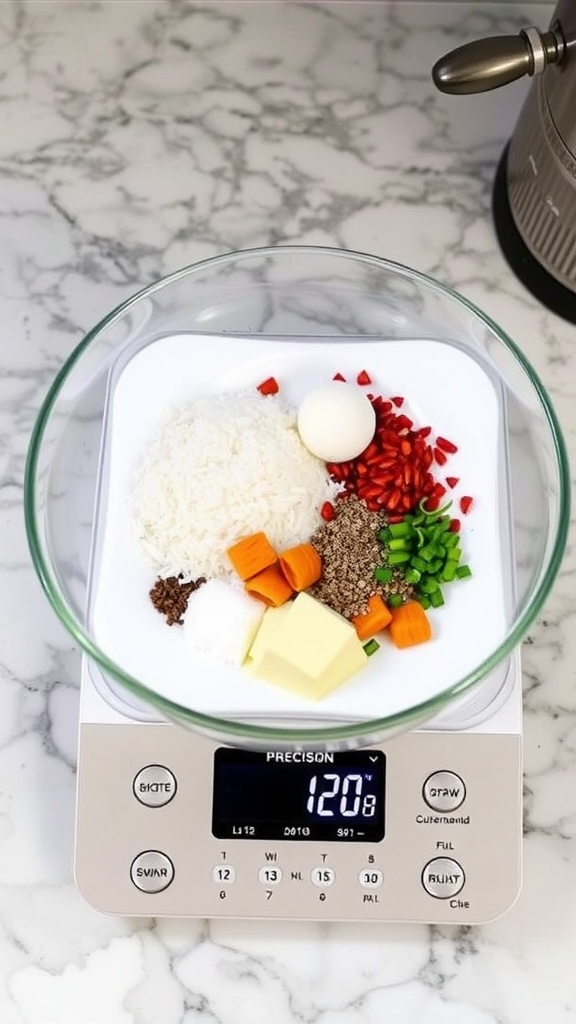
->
xmin=309 ymin=495 xmax=412 ymax=618
xmin=149 ymin=574 xmax=206 ymax=626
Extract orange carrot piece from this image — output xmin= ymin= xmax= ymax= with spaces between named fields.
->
xmin=352 ymin=594 xmax=392 ymax=641
xmin=388 ymin=601 xmax=432 ymax=649
xmin=227 ymin=532 xmax=277 ymax=581
xmin=245 ymin=565 xmax=293 ymax=607
xmin=278 ymin=544 xmax=322 ymax=592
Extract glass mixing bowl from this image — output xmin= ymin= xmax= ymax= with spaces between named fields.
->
xmin=24 ymin=246 xmax=570 ymax=748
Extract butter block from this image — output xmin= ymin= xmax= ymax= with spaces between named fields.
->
xmin=246 ymin=603 xmax=293 ymax=664
xmin=250 ymin=592 xmax=367 ymax=700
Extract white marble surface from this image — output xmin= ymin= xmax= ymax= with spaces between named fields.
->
xmin=1 ymin=2 xmax=576 ymax=1022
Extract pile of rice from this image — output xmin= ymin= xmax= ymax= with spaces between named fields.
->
xmin=133 ymin=389 xmax=338 ymax=579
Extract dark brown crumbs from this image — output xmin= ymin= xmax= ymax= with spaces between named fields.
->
xmin=149 ymin=573 xmax=206 ymax=626
xmin=309 ymin=494 xmax=413 ymax=618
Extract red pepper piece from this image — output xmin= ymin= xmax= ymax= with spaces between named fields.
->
xmin=321 ymin=501 xmax=335 ymax=521
xmin=387 ymin=515 xmax=405 ymax=524
xmin=391 ymin=396 xmax=404 ymax=407
xmin=449 ymin=518 xmax=461 ymax=533
xmin=436 ymin=436 xmax=458 ymax=454
xmin=356 ymin=370 xmax=372 ymax=386
xmin=395 ymin=414 xmax=413 ymax=431
xmin=333 ymin=372 xmax=346 ymax=382
xmin=257 ymin=376 xmax=279 ymax=396
xmin=417 ymin=426 xmax=432 ymax=438
xmin=433 ymin=447 xmax=447 ymax=466
xmin=424 ymin=496 xmax=440 ymax=512
xmin=445 ymin=476 xmax=459 ymax=489
xmin=460 ymin=495 xmax=474 ymax=515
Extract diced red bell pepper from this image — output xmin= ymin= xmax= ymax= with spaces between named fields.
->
xmin=257 ymin=376 xmax=279 ymax=396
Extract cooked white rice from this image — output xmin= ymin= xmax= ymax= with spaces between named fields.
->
xmin=133 ymin=389 xmax=338 ymax=578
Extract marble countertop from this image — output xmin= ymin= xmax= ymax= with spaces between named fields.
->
xmin=2 ymin=2 xmax=576 ymax=1022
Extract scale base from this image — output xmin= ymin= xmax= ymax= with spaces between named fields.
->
xmin=75 ymin=659 xmax=523 ymax=925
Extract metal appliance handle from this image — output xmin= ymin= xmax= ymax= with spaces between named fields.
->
xmin=432 ymin=27 xmax=565 ymax=94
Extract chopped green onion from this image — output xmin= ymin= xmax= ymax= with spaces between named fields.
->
xmin=410 ymin=556 xmax=428 ymax=573
xmin=388 ymin=550 xmax=411 ymax=565
xmin=428 ymin=558 xmax=444 ymax=574
xmin=456 ymin=564 xmax=472 ymax=579
xmin=430 ymin=588 xmax=445 ymax=608
xmin=388 ymin=521 xmax=412 ymax=538
xmin=388 ymin=594 xmax=404 ymax=608
xmin=418 ymin=498 xmax=453 ymax=519
xmin=363 ymin=639 xmax=380 ymax=657
xmin=389 ymin=537 xmax=409 ymax=552
xmin=444 ymin=533 xmax=460 ymax=549
xmin=420 ymin=576 xmax=440 ymax=594
xmin=378 ymin=528 xmax=391 ymax=543
xmin=404 ymin=568 xmax=421 ymax=584
xmin=417 ymin=594 xmax=431 ymax=610
xmin=414 ymin=527 xmax=426 ymax=549
xmin=447 ymin=546 xmax=462 ymax=562
xmin=418 ymin=546 xmax=436 ymax=562
xmin=374 ymin=566 xmax=393 ymax=583
xmin=434 ymin=517 xmax=452 ymax=534
xmin=441 ymin=561 xmax=457 ymax=582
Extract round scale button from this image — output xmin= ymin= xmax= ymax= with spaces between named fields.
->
xmin=213 ymin=864 xmax=236 ymax=884
xmin=422 ymin=771 xmax=466 ymax=812
xmin=258 ymin=866 xmax=283 ymax=886
xmin=421 ymin=857 xmax=465 ymax=899
xmin=130 ymin=850 xmax=174 ymax=893
xmin=311 ymin=867 xmax=335 ymax=887
xmin=133 ymin=764 xmax=177 ymax=807
xmin=358 ymin=868 xmax=383 ymax=889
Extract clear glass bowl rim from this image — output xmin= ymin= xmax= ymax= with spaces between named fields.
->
xmin=24 ymin=244 xmax=571 ymax=743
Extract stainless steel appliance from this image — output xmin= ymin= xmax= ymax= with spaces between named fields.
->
xmin=433 ymin=0 xmax=576 ymax=323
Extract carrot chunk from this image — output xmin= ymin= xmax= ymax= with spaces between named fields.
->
xmin=352 ymin=594 xmax=392 ymax=641
xmin=227 ymin=532 xmax=277 ymax=581
xmin=245 ymin=565 xmax=293 ymax=607
xmin=278 ymin=544 xmax=322 ymax=592
xmin=388 ymin=600 xmax=432 ymax=649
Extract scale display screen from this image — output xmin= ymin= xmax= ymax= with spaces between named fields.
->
xmin=212 ymin=749 xmax=385 ymax=841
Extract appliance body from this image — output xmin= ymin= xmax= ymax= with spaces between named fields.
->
xmin=433 ymin=0 xmax=576 ymax=322
xmin=75 ymin=655 xmax=523 ymax=925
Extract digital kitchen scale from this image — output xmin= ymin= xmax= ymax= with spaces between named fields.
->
xmin=75 ymin=652 xmax=522 ymax=925
xmin=73 ymin=330 xmax=523 ymax=926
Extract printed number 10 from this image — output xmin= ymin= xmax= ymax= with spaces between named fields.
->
xmin=306 ymin=773 xmax=376 ymax=818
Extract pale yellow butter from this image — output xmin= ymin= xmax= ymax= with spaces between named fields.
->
xmin=249 ymin=592 xmax=367 ymax=700
xmin=245 ymin=603 xmax=293 ymax=664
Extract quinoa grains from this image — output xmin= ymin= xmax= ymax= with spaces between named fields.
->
xmin=309 ymin=495 xmax=412 ymax=618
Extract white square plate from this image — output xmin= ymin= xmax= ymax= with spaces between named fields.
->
xmin=90 ymin=333 xmax=511 ymax=723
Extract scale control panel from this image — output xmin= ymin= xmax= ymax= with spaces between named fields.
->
xmin=75 ymin=724 xmax=522 ymax=924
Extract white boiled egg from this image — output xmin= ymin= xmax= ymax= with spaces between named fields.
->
xmin=297 ymin=382 xmax=376 ymax=462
